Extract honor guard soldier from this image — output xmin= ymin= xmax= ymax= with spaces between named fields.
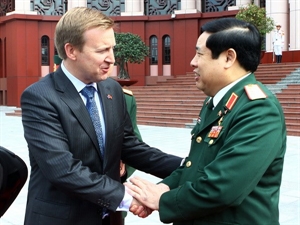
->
xmin=272 ymin=23 xmax=284 ymax=63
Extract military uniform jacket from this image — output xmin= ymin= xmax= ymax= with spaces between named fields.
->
xmin=159 ymin=74 xmax=287 ymax=225
xmin=273 ymin=29 xmax=284 ymax=46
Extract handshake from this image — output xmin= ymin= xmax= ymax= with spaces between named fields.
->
xmin=124 ymin=176 xmax=170 ymax=218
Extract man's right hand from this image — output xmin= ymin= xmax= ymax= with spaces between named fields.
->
xmin=130 ymin=198 xmax=153 ymax=218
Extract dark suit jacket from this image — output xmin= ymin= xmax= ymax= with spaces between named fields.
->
xmin=21 ymin=67 xmax=181 ymax=225
xmin=158 ymin=74 xmax=286 ymax=225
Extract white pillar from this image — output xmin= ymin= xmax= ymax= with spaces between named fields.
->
xmin=6 ymin=0 xmax=37 ymax=15
xmin=289 ymin=0 xmax=300 ymax=50
xmin=228 ymin=0 xmax=250 ymax=12
xmin=234 ymin=0 xmax=251 ymax=7
xmin=68 ymin=0 xmax=87 ymax=9
xmin=267 ymin=0 xmax=289 ymax=51
xmin=121 ymin=0 xmax=143 ymax=16
xmin=175 ymin=0 xmax=198 ymax=14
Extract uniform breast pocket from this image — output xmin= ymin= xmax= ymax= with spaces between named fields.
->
xmin=193 ymin=130 xmax=225 ymax=166
xmin=204 ymin=125 xmax=225 ymax=148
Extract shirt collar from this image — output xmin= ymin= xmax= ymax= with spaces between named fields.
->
xmin=60 ymin=62 xmax=98 ymax=93
xmin=212 ymin=73 xmax=251 ymax=108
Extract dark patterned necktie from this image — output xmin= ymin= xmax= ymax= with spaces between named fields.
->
xmin=207 ymin=98 xmax=214 ymax=110
xmin=205 ymin=98 xmax=214 ymax=119
xmin=81 ymin=86 xmax=104 ymax=157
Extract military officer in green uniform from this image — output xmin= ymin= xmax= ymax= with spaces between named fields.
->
xmin=118 ymin=85 xmax=143 ymax=225
xmin=126 ymin=18 xmax=287 ymax=225
xmin=120 ymin=88 xmax=143 ymax=182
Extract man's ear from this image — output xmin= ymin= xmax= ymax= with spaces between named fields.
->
xmin=224 ymin=48 xmax=236 ymax=68
xmin=65 ymin=43 xmax=77 ymax=60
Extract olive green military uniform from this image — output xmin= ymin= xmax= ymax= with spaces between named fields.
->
xmin=121 ymin=88 xmax=143 ymax=222
xmin=122 ymin=88 xmax=143 ymax=177
xmin=158 ymin=74 xmax=286 ymax=225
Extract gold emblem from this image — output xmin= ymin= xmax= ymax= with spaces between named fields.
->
xmin=186 ymin=161 xmax=192 ymax=167
xmin=196 ymin=136 xmax=202 ymax=143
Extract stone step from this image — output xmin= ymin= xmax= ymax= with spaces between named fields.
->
xmin=276 ymin=96 xmax=300 ymax=102
xmin=138 ymin=104 xmax=201 ymax=110
xmin=138 ymin=116 xmax=191 ymax=123
xmin=282 ymin=106 xmax=300 ymax=112
xmin=138 ymin=111 xmax=196 ymax=117
xmin=5 ymin=109 xmax=22 ymax=117
xmin=138 ymin=106 xmax=200 ymax=113
xmin=138 ymin=120 xmax=187 ymax=128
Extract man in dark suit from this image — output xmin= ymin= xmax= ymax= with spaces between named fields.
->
xmin=21 ymin=7 xmax=182 ymax=225
xmin=126 ymin=18 xmax=287 ymax=225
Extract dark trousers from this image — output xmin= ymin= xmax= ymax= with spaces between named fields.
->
xmin=102 ymin=216 xmax=110 ymax=225
xmin=104 ymin=211 xmax=123 ymax=225
xmin=276 ymin=55 xmax=282 ymax=63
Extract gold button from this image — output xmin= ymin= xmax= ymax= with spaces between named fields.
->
xmin=209 ymin=139 xmax=214 ymax=145
xmin=186 ymin=161 xmax=192 ymax=167
xmin=196 ymin=136 xmax=202 ymax=143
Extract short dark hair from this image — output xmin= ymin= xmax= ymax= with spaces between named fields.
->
xmin=201 ymin=18 xmax=262 ymax=72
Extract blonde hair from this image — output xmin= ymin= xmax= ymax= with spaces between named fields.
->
xmin=54 ymin=7 xmax=115 ymax=59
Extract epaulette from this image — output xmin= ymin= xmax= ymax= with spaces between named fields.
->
xmin=244 ymin=84 xmax=267 ymax=100
xmin=123 ymin=88 xmax=133 ymax=96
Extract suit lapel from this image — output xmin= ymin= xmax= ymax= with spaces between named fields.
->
xmin=97 ymin=80 xmax=114 ymax=165
xmin=53 ymin=67 xmax=103 ymax=160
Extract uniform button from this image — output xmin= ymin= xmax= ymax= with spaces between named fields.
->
xmin=209 ymin=139 xmax=214 ymax=145
xmin=196 ymin=136 xmax=202 ymax=143
xmin=186 ymin=161 xmax=192 ymax=167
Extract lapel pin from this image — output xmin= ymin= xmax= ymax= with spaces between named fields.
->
xmin=107 ymin=94 xmax=113 ymax=99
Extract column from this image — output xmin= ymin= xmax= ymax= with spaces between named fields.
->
xmin=266 ymin=0 xmax=289 ymax=51
xmin=6 ymin=0 xmax=37 ymax=15
xmin=289 ymin=0 xmax=300 ymax=50
xmin=175 ymin=0 xmax=198 ymax=14
xmin=228 ymin=0 xmax=250 ymax=11
xmin=121 ymin=0 xmax=144 ymax=16
xmin=68 ymin=0 xmax=87 ymax=9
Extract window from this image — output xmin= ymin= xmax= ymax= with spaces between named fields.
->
xmin=150 ymin=36 xmax=158 ymax=65
xmin=163 ymin=35 xmax=171 ymax=64
xmin=260 ymin=0 xmax=266 ymax=8
xmin=41 ymin=36 xmax=49 ymax=65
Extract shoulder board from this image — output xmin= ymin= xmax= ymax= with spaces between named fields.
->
xmin=123 ymin=88 xmax=133 ymax=96
xmin=244 ymin=84 xmax=267 ymax=100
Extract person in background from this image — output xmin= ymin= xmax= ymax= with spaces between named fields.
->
xmin=126 ymin=17 xmax=287 ymax=225
xmin=118 ymin=84 xmax=143 ymax=225
xmin=53 ymin=54 xmax=62 ymax=71
xmin=119 ymin=87 xmax=143 ymax=183
xmin=21 ymin=7 xmax=182 ymax=225
xmin=273 ymin=23 xmax=284 ymax=63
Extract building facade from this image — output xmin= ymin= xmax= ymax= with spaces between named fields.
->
xmin=0 ymin=0 xmax=299 ymax=106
